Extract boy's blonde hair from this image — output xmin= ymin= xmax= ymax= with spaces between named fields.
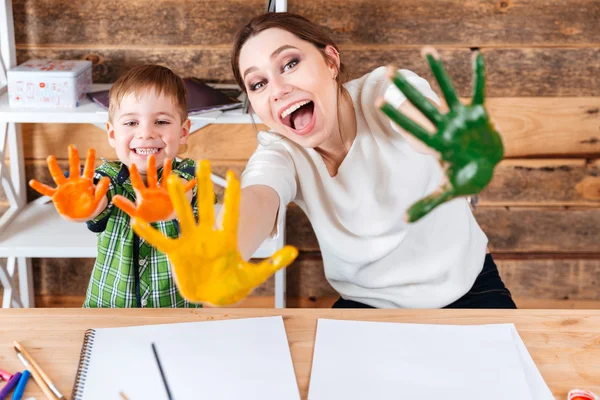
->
xmin=108 ymin=64 xmax=188 ymax=122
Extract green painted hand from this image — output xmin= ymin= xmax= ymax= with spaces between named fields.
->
xmin=378 ymin=48 xmax=504 ymax=222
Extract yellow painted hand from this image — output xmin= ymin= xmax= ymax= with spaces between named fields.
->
xmin=112 ymin=155 xmax=196 ymax=222
xmin=131 ymin=160 xmax=299 ymax=306
xmin=29 ymin=144 xmax=110 ymax=219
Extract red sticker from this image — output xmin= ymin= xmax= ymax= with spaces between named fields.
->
xmin=569 ymin=389 xmax=600 ymax=400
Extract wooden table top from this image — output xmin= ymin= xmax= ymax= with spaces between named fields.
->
xmin=0 ymin=309 xmax=598 ymax=399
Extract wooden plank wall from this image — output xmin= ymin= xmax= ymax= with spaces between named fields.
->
xmin=4 ymin=0 xmax=600 ymax=308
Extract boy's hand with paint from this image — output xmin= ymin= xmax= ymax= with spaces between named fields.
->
xmin=112 ymin=154 xmax=195 ymax=222
xmin=29 ymin=144 xmax=110 ymax=221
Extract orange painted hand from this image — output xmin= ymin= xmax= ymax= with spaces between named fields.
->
xmin=112 ymin=155 xmax=196 ymax=222
xmin=131 ymin=160 xmax=299 ymax=306
xmin=29 ymin=144 xmax=110 ymax=220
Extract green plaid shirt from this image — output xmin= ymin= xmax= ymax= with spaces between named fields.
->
xmin=83 ymin=158 xmax=202 ymax=308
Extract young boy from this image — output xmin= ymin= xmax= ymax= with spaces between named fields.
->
xmin=32 ymin=65 xmax=199 ymax=308
xmin=87 ymin=64 xmax=201 ymax=308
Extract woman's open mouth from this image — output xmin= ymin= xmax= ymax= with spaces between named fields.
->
xmin=280 ymin=100 xmax=316 ymax=136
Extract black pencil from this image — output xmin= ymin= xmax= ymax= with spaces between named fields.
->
xmin=151 ymin=342 xmax=174 ymax=400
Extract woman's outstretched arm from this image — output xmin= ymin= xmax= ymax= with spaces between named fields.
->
xmin=234 ymin=184 xmax=281 ymax=261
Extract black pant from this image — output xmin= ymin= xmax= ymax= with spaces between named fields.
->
xmin=332 ymin=254 xmax=517 ymax=309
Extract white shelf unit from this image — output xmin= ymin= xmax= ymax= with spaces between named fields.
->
xmin=0 ymin=0 xmax=288 ymax=308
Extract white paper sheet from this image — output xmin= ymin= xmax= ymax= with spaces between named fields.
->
xmin=510 ymin=325 xmax=555 ymax=399
xmin=79 ymin=316 xmax=300 ymax=400
xmin=308 ymin=319 xmax=553 ymax=400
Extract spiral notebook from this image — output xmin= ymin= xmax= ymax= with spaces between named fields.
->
xmin=71 ymin=316 xmax=300 ymax=400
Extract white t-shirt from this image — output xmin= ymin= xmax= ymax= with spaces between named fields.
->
xmin=241 ymin=67 xmax=488 ymax=308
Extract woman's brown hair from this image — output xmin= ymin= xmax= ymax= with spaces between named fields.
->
xmin=231 ymin=12 xmax=347 ymax=91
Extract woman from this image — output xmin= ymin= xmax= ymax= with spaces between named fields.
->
xmin=232 ymin=12 xmax=516 ymax=309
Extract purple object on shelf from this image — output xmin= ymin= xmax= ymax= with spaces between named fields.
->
xmin=87 ymin=77 xmax=242 ymax=115
xmin=0 ymin=371 xmax=21 ymax=400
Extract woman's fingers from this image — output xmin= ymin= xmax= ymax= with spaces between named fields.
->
xmin=422 ymin=47 xmax=460 ymax=110
xmin=196 ymin=160 xmax=215 ymax=231
xmin=471 ymin=52 xmax=486 ymax=106
xmin=385 ymin=65 xmax=443 ymax=125
xmin=250 ymin=245 xmax=299 ymax=284
xmin=378 ymin=99 xmax=441 ymax=150
xmin=167 ymin=174 xmax=197 ymax=234
xmin=221 ymin=170 xmax=241 ymax=239
xmin=131 ymin=217 xmax=175 ymax=254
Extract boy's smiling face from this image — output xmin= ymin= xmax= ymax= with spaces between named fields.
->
xmin=107 ymin=88 xmax=190 ymax=176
